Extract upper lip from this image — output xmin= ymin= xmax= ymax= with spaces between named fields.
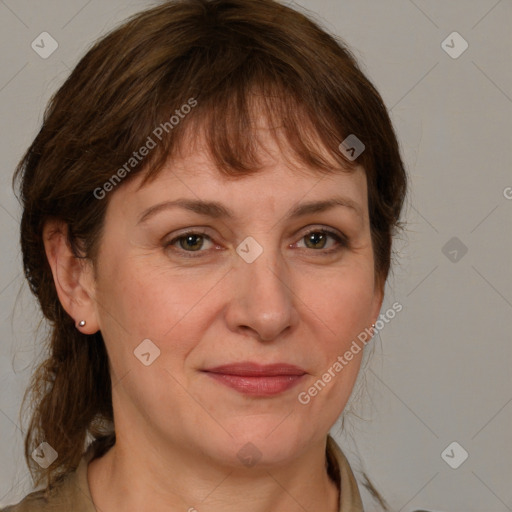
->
xmin=203 ymin=362 xmax=306 ymax=376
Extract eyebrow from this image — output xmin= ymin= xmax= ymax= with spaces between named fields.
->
xmin=137 ymin=196 xmax=362 ymax=225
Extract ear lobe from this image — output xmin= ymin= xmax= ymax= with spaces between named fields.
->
xmin=42 ymin=219 xmax=100 ymax=334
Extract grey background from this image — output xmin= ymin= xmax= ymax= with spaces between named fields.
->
xmin=0 ymin=1 xmax=511 ymax=511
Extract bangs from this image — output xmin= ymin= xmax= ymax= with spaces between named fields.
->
xmin=133 ymin=54 xmax=361 ymax=190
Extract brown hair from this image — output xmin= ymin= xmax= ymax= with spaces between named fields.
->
xmin=13 ymin=0 xmax=406 ymax=508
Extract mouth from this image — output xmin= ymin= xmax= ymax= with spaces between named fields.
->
xmin=202 ymin=362 xmax=307 ymax=397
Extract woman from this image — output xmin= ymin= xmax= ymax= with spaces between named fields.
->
xmin=4 ymin=0 xmax=407 ymax=510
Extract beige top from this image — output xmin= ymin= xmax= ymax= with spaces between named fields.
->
xmin=2 ymin=435 xmax=363 ymax=511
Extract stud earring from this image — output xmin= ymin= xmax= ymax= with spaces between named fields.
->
xmin=78 ymin=320 xmax=86 ymax=327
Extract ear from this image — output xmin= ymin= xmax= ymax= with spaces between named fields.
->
xmin=42 ymin=219 xmax=100 ymax=334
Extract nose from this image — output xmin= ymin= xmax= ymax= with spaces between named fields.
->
xmin=224 ymin=246 xmax=299 ymax=342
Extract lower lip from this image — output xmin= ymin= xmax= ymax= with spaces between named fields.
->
xmin=205 ymin=373 xmax=305 ymax=396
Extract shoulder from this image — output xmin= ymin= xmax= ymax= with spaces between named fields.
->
xmin=0 ymin=481 xmax=84 ymax=512
xmin=1 ymin=450 xmax=96 ymax=512
xmin=1 ymin=489 xmax=51 ymax=512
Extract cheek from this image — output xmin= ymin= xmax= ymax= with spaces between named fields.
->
xmin=301 ymin=263 xmax=376 ymax=345
xmin=97 ymin=255 xmax=203 ymax=337
xmin=94 ymin=261 xmax=206 ymax=414
xmin=94 ymin=251 xmax=230 ymax=389
xmin=295 ymin=278 xmax=371 ymax=427
xmin=296 ymin=261 xmax=375 ymax=411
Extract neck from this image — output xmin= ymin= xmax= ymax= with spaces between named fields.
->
xmin=88 ymin=435 xmax=340 ymax=512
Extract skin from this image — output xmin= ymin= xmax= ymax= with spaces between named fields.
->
xmin=43 ymin=120 xmax=383 ymax=512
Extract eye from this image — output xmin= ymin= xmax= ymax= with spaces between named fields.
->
xmin=294 ymin=228 xmax=348 ymax=254
xmin=164 ymin=230 xmax=215 ymax=256
xmin=164 ymin=227 xmax=348 ymax=258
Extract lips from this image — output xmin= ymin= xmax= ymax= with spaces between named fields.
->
xmin=205 ymin=362 xmax=307 ymax=376
xmin=202 ymin=362 xmax=307 ymax=396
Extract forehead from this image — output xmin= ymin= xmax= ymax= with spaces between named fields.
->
xmin=109 ymin=163 xmax=368 ymax=238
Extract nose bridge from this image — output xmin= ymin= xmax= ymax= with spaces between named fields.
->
xmin=248 ymin=248 xmax=289 ymax=302
xmin=227 ymin=236 xmax=297 ymax=341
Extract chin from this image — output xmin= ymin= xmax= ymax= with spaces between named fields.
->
xmin=196 ymin=419 xmax=316 ymax=469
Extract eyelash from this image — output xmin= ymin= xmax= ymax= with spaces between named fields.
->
xmin=164 ymin=228 xmax=349 ymax=258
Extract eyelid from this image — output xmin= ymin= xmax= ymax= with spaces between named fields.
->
xmin=299 ymin=225 xmax=347 ymax=241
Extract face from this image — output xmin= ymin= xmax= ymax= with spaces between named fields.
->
xmin=86 ymin=125 xmax=383 ymax=468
